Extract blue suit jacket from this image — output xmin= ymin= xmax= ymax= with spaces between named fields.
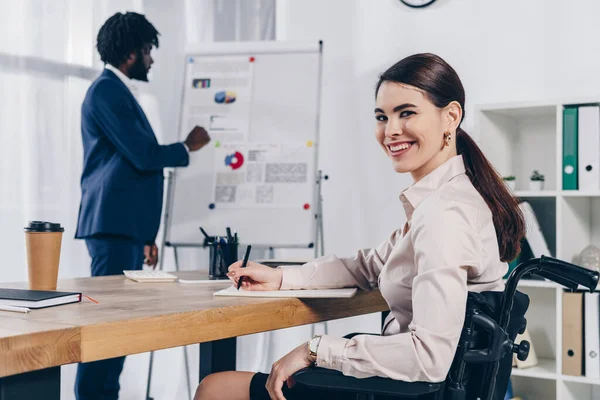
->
xmin=75 ymin=69 xmax=189 ymax=243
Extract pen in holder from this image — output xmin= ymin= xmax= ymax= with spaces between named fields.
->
xmin=200 ymin=227 xmax=239 ymax=280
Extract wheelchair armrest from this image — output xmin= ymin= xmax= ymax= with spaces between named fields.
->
xmin=292 ymin=367 xmax=443 ymax=397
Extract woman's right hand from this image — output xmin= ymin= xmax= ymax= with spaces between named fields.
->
xmin=227 ymin=261 xmax=283 ymax=291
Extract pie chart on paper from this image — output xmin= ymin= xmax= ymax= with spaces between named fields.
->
xmin=224 ymin=151 xmax=244 ymax=170
xmin=214 ymin=91 xmax=237 ymax=104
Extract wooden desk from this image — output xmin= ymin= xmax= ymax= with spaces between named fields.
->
xmin=0 ymin=272 xmax=387 ymax=399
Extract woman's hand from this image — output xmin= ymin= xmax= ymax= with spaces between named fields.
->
xmin=227 ymin=261 xmax=283 ymax=291
xmin=266 ymin=342 xmax=313 ymax=400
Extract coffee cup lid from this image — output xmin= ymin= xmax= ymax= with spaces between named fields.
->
xmin=24 ymin=221 xmax=64 ymax=233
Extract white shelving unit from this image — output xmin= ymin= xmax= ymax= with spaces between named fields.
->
xmin=475 ymin=99 xmax=600 ymax=400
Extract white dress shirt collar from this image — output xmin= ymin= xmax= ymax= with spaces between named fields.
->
xmin=400 ymin=154 xmax=466 ymax=214
xmin=105 ymin=63 xmax=139 ymax=99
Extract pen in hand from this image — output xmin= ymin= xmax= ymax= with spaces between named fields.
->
xmin=237 ymin=245 xmax=252 ymax=290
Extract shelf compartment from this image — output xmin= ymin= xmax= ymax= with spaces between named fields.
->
xmin=512 ymin=358 xmax=557 ymax=380
xmin=477 ymin=107 xmax=557 ymax=191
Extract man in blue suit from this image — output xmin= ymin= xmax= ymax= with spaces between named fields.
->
xmin=74 ymin=12 xmax=210 ymax=400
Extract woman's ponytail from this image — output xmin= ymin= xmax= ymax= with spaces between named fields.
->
xmin=456 ymin=128 xmax=525 ymax=261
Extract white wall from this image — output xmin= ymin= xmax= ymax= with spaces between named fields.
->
xmin=143 ymin=0 xmax=188 ymax=145
xmin=355 ymin=0 xmax=600 ymax=107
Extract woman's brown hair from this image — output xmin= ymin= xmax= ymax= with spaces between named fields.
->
xmin=375 ymin=53 xmax=525 ymax=262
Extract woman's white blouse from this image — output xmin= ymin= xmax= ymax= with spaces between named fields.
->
xmin=280 ymin=155 xmax=507 ymax=382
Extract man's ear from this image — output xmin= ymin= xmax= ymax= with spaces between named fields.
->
xmin=125 ymin=50 xmax=137 ymax=66
xmin=444 ymin=101 xmax=462 ymax=131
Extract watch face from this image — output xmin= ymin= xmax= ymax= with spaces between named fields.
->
xmin=400 ymin=0 xmax=437 ymax=8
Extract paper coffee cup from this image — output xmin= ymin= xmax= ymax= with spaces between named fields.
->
xmin=24 ymin=221 xmax=64 ymax=290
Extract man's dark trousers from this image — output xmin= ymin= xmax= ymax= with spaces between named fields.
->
xmin=74 ymin=235 xmax=144 ymax=400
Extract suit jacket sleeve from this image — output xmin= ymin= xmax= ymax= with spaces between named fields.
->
xmin=89 ymin=79 xmax=189 ymax=171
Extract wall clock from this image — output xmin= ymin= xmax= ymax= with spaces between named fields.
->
xmin=400 ymin=0 xmax=438 ymax=8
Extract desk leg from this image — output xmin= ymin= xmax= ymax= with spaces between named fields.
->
xmin=199 ymin=338 xmax=237 ymax=382
xmin=0 ymin=367 xmax=60 ymax=400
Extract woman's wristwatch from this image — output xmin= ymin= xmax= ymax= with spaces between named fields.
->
xmin=308 ymin=335 xmax=322 ymax=364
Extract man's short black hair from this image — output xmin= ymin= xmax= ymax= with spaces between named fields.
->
xmin=96 ymin=12 xmax=159 ymax=67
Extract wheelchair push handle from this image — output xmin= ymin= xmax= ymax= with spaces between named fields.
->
xmin=505 ymin=256 xmax=599 ymax=296
xmin=537 ymin=255 xmax=599 ymax=292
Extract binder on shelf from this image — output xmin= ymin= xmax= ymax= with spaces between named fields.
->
xmin=577 ymin=105 xmax=600 ymax=191
xmin=519 ymin=201 xmax=551 ymax=257
xmin=562 ymin=106 xmax=579 ymax=190
xmin=562 ymin=291 xmax=583 ymax=376
xmin=584 ymin=291 xmax=600 ymax=378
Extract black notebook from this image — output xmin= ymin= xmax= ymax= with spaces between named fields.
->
xmin=0 ymin=288 xmax=82 ymax=309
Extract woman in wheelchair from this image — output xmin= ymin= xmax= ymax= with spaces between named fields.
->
xmin=195 ymin=53 xmax=526 ymax=400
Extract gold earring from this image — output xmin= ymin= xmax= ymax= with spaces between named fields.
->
xmin=443 ymin=131 xmax=452 ymax=147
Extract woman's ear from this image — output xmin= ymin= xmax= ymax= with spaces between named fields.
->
xmin=445 ymin=101 xmax=462 ymax=131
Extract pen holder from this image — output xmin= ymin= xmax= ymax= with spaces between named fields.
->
xmin=204 ymin=237 xmax=238 ymax=280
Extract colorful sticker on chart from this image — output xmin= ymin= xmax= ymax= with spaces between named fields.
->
xmin=306 ymin=140 xmax=313 ymax=147
xmin=224 ymin=151 xmax=244 ymax=170
xmin=215 ymin=141 xmax=221 ymax=148
xmin=192 ymin=78 xmax=211 ymax=88
xmin=214 ymin=91 xmax=237 ymax=104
